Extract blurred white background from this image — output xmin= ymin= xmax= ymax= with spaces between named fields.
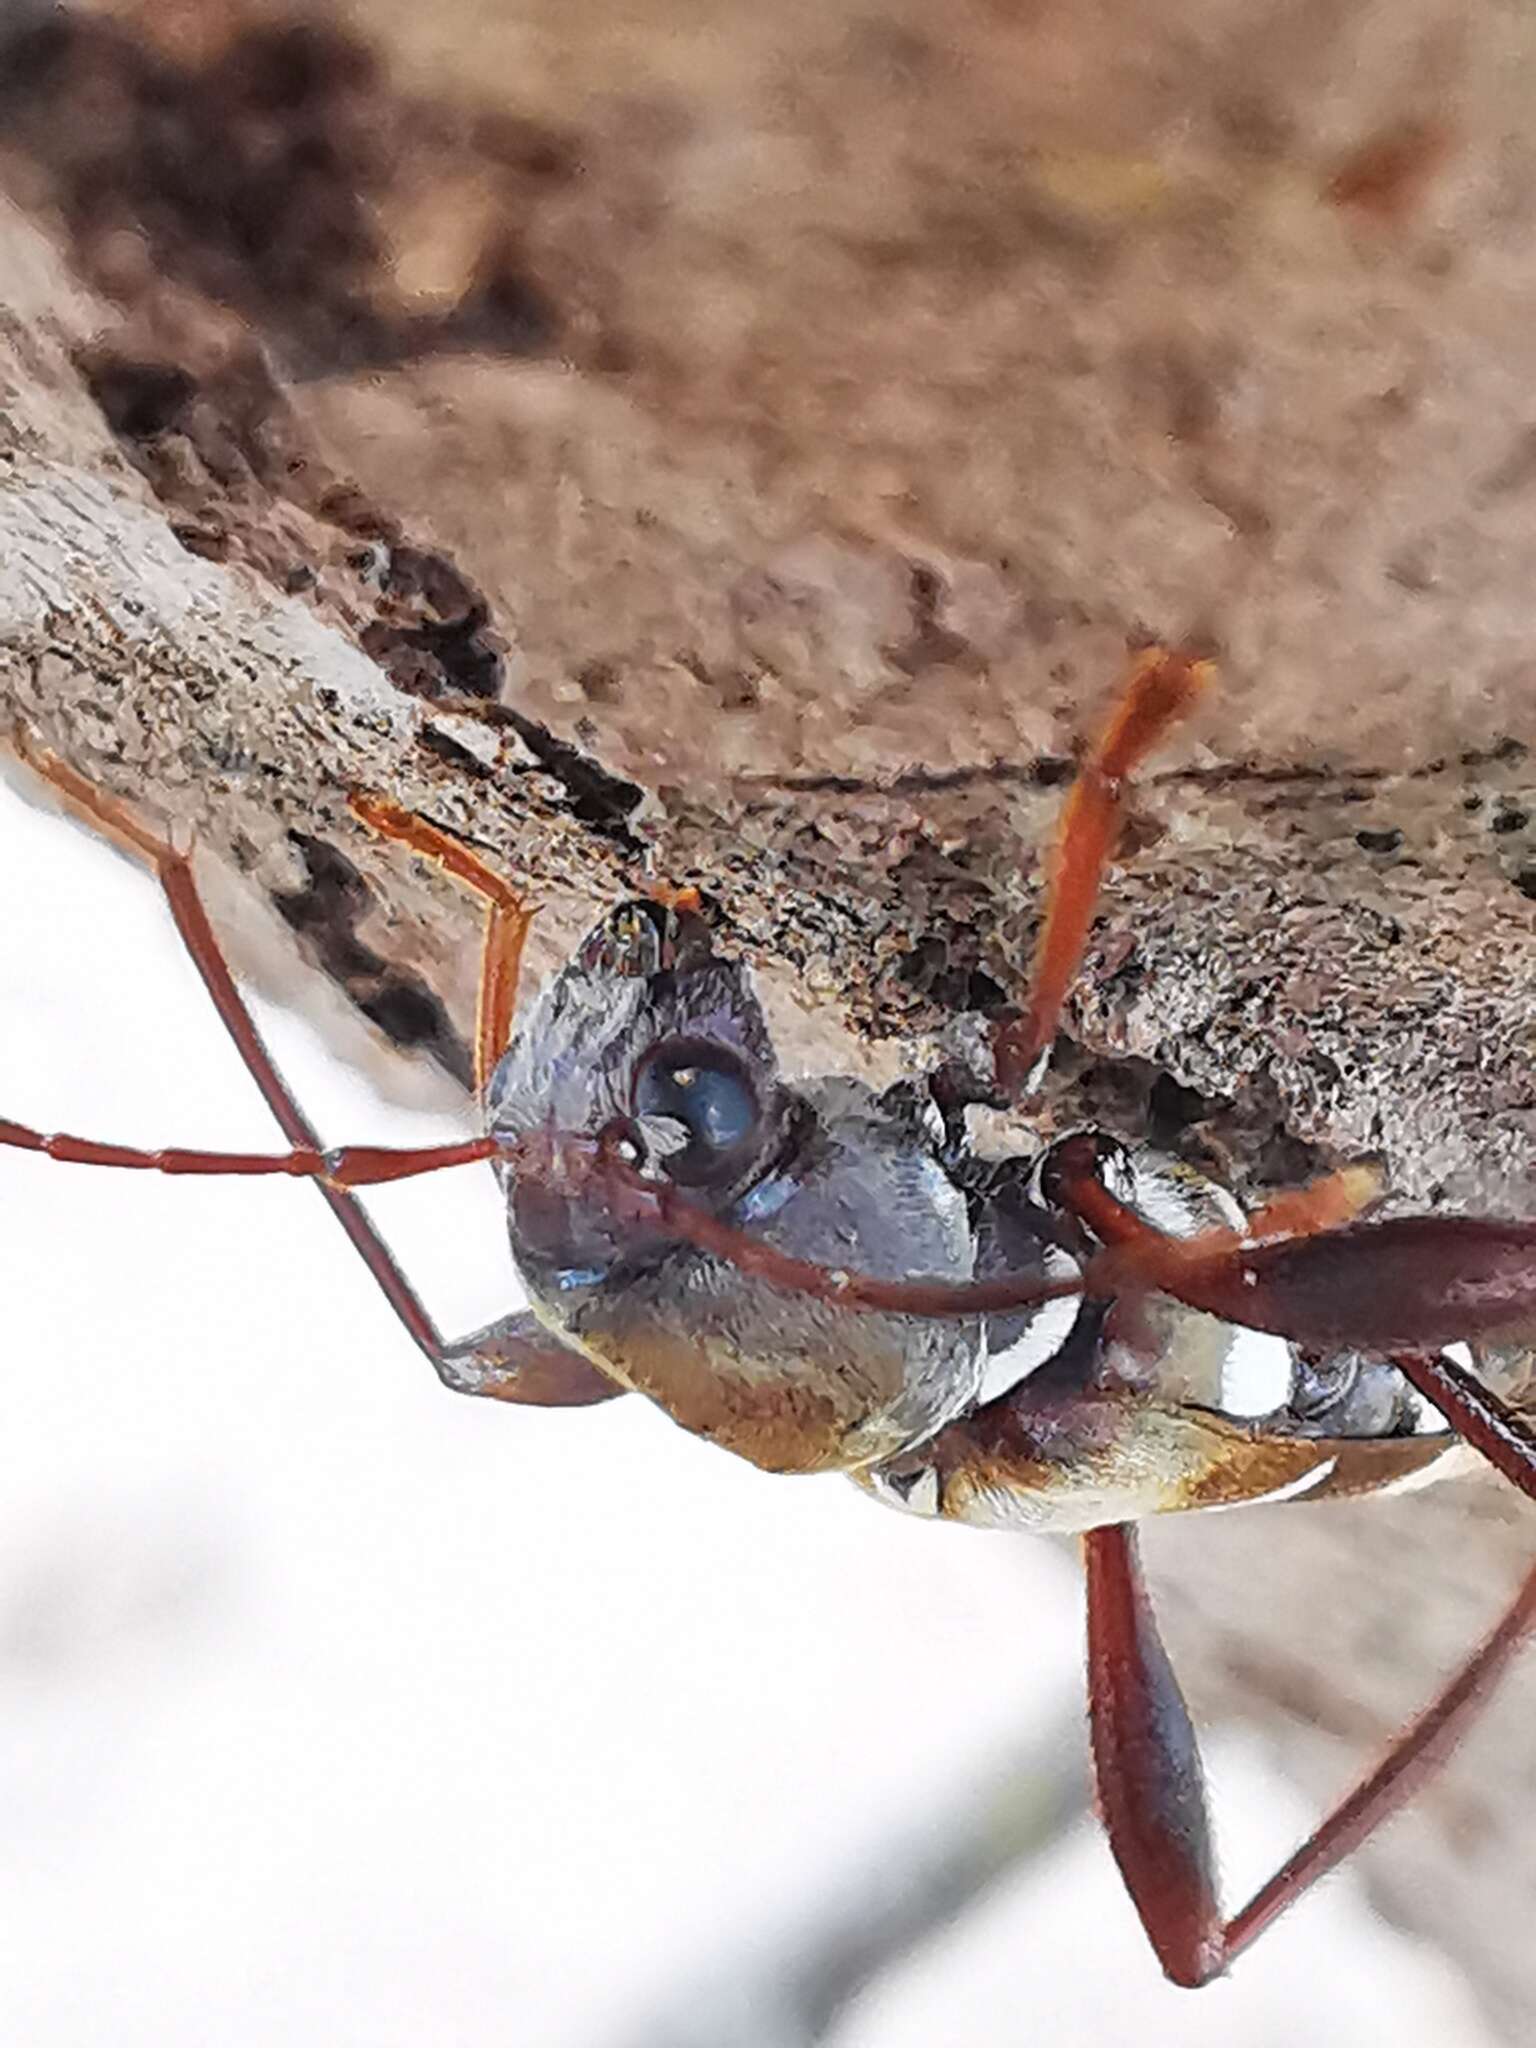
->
xmin=0 ymin=767 xmax=1495 ymax=2046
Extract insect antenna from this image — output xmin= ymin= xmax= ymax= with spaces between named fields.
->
xmin=0 ymin=1117 xmax=500 ymax=1185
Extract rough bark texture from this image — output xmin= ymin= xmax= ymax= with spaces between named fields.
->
xmin=2 ymin=0 xmax=1535 ymax=2031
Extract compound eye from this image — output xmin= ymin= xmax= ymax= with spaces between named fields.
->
xmin=632 ymin=1038 xmax=761 ymax=1186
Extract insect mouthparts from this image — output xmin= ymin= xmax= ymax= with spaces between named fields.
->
xmin=636 ymin=1114 xmax=692 ymax=1162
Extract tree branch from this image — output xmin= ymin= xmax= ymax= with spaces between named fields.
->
xmin=3 ymin=0 xmax=1536 ymax=2031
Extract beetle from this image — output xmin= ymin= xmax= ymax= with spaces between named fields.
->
xmin=7 ymin=646 xmax=1536 ymax=1988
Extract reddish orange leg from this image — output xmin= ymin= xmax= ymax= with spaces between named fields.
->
xmin=3 ymin=738 xmax=616 ymax=1407
xmin=1048 ymin=1137 xmax=1536 ymax=1504
xmin=1083 ymin=1196 xmax=1536 ymax=1365
xmin=349 ymin=793 xmax=534 ymax=1095
xmin=1052 ymin=1130 xmax=1536 ymax=1976
xmin=1085 ymin=1524 xmax=1536 ymax=1986
xmin=1043 ymin=1134 xmax=1536 ymax=1374
xmin=1045 ymin=1133 xmax=1380 ymax=1269
xmin=1390 ymin=1349 xmax=1536 ymax=1503
xmin=991 ymin=649 xmax=1212 ymax=1100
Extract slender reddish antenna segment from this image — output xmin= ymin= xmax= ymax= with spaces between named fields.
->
xmin=993 ymin=649 xmax=1213 ymax=1100
xmin=583 ymin=1150 xmax=1087 ymax=1319
xmin=0 ymin=1116 xmax=498 ymax=1184
xmin=575 ymin=1141 xmax=1536 ymax=1366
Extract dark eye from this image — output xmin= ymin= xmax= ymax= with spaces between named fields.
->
xmin=633 ymin=1039 xmax=761 ymax=1185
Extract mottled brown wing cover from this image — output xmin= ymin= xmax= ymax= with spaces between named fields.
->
xmin=860 ymin=1386 xmax=1458 ymax=1536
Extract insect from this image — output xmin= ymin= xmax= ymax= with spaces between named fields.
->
xmin=7 ymin=647 xmax=1536 ymax=1988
